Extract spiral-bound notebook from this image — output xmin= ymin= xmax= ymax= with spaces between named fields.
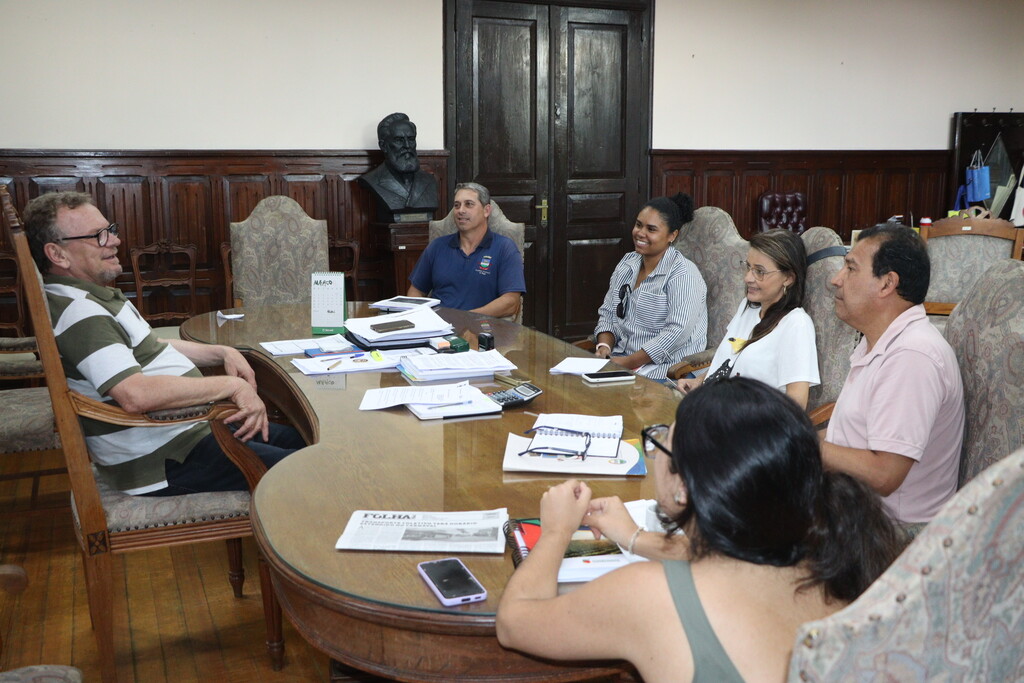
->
xmin=525 ymin=413 xmax=623 ymax=458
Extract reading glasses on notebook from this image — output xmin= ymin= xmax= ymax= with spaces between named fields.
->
xmin=519 ymin=426 xmax=594 ymax=460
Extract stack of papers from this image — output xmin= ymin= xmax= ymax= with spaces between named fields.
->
xmin=369 ymin=295 xmax=441 ymax=311
xmin=291 ymin=348 xmax=432 ymax=375
xmin=398 ymin=349 xmax=518 ymax=383
xmin=345 ymin=307 xmax=453 ymax=348
xmin=260 ymin=333 xmax=354 ymax=356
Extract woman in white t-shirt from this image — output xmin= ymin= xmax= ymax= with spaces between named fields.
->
xmin=677 ymin=229 xmax=819 ymax=408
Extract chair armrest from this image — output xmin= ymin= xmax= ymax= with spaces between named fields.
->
xmin=667 ymin=349 xmax=715 ymax=380
xmin=808 ymin=402 xmax=834 ymax=427
xmin=67 ymin=392 xmax=269 ymax=492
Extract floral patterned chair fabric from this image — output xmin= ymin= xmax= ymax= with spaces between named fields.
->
xmin=943 ymin=258 xmax=1024 ymax=487
xmin=229 ymin=196 xmax=329 ymax=307
xmin=800 ymin=227 xmax=860 ymax=411
xmin=788 ymin=447 xmax=1024 ymax=683
xmin=921 ymin=213 xmax=1023 ymax=318
xmin=666 ymin=207 xmax=748 ymax=376
xmin=428 ymin=200 xmax=525 ymax=323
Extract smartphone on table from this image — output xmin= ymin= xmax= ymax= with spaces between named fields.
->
xmin=370 ymin=319 xmax=415 ymax=333
xmin=582 ymin=370 xmax=636 ymax=385
xmin=417 ymin=558 xmax=487 ymax=606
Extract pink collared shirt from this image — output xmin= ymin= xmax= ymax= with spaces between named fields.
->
xmin=827 ymin=305 xmax=965 ymax=523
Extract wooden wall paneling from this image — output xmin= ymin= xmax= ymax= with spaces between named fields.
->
xmin=0 ymin=150 xmax=450 ymax=315
xmin=651 ymin=150 xmax=949 ymax=242
xmin=881 ymin=169 xmax=911 ymax=226
xmin=814 ymin=170 xmax=844 ymax=234
xmin=222 ymin=175 xmax=273 ymax=227
xmin=739 ymin=168 xmax=772 ymax=232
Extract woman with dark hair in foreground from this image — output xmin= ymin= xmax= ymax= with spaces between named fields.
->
xmin=497 ymin=378 xmax=903 ymax=683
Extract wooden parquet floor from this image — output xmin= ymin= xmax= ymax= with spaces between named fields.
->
xmin=0 ymin=466 xmax=337 ymax=681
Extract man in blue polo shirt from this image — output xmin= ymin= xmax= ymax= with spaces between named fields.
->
xmin=407 ymin=182 xmax=525 ymax=318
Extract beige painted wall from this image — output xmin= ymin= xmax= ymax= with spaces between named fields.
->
xmin=654 ymin=0 xmax=1024 ymax=150
xmin=2 ymin=0 xmax=1021 ymax=150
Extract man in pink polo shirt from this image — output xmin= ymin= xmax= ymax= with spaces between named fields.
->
xmin=823 ymin=224 xmax=964 ymax=524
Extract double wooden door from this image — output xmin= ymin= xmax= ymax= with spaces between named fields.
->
xmin=447 ymin=0 xmax=652 ymax=337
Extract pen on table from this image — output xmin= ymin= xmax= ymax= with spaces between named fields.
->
xmin=428 ymin=401 xmax=470 ymax=410
xmin=323 ymin=352 xmax=363 ymax=363
xmin=327 ymin=359 xmax=344 ymax=370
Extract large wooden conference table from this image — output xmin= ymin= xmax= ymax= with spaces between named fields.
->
xmin=181 ymin=303 xmax=680 ymax=682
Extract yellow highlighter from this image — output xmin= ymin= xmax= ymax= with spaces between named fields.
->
xmin=370 ymin=350 xmax=384 ymax=361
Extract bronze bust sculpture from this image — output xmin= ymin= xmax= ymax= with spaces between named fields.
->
xmin=359 ymin=112 xmax=439 ymax=223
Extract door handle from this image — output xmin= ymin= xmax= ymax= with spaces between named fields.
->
xmin=534 ymin=197 xmax=548 ymax=228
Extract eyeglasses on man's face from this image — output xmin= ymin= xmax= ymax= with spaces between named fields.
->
xmin=641 ymin=424 xmax=671 ymax=459
xmin=58 ymin=223 xmax=119 ymax=248
xmin=616 ymin=283 xmax=631 ymax=319
xmin=742 ymin=260 xmax=782 ymax=282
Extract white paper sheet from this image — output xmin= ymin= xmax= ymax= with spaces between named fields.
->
xmin=359 ymin=382 xmax=473 ymax=410
xmin=549 ymin=357 xmax=612 ymax=375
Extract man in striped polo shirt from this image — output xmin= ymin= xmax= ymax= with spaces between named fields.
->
xmin=24 ymin=192 xmax=303 ymax=496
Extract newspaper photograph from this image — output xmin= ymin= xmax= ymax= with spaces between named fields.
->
xmin=335 ymin=508 xmax=509 ymax=553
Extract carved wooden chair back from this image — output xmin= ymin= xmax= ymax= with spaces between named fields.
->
xmin=329 ymin=238 xmax=361 ymax=301
xmin=129 ymin=239 xmax=199 ymax=325
xmin=1 ymin=184 xmax=282 ymax=681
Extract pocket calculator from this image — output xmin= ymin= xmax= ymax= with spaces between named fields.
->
xmin=486 ymin=382 xmax=543 ymax=409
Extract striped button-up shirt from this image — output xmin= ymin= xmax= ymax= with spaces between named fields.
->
xmin=595 ymin=249 xmax=707 ymax=379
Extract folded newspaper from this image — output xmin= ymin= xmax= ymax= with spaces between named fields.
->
xmin=335 ymin=508 xmax=509 ymax=553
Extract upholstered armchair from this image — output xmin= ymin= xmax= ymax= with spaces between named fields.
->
xmin=757 ymin=191 xmax=807 ymax=234
xmin=921 ymin=209 xmax=1023 ymax=335
xmin=428 ymin=200 xmax=525 ymax=322
xmin=800 ymin=227 xmax=859 ymax=412
xmin=229 ymin=196 xmax=329 ymax=307
xmin=943 ymin=258 xmax=1024 ymax=486
xmin=788 ymin=447 xmax=1024 ymax=682
xmin=667 ymin=207 xmax=748 ymax=379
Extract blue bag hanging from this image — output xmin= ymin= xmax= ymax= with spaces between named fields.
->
xmin=966 ymin=149 xmax=991 ymax=203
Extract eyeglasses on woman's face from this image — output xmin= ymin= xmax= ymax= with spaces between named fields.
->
xmin=58 ymin=223 xmax=119 ymax=248
xmin=641 ymin=424 xmax=671 ymax=459
xmin=742 ymin=260 xmax=783 ymax=282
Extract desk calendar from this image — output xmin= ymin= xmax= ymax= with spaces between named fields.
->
xmin=311 ymin=272 xmax=346 ymax=334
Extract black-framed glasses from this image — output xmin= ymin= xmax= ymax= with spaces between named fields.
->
xmin=58 ymin=223 xmax=119 ymax=247
xmin=742 ymin=260 xmax=782 ymax=282
xmin=519 ymin=426 xmax=593 ymax=460
xmin=641 ymin=424 xmax=671 ymax=459
xmin=616 ymin=283 xmax=631 ymax=319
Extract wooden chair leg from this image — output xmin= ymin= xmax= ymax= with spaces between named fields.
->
xmin=259 ymin=553 xmax=284 ymax=670
xmin=82 ymin=550 xmax=119 ymax=683
xmin=226 ymin=537 xmax=244 ymax=598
